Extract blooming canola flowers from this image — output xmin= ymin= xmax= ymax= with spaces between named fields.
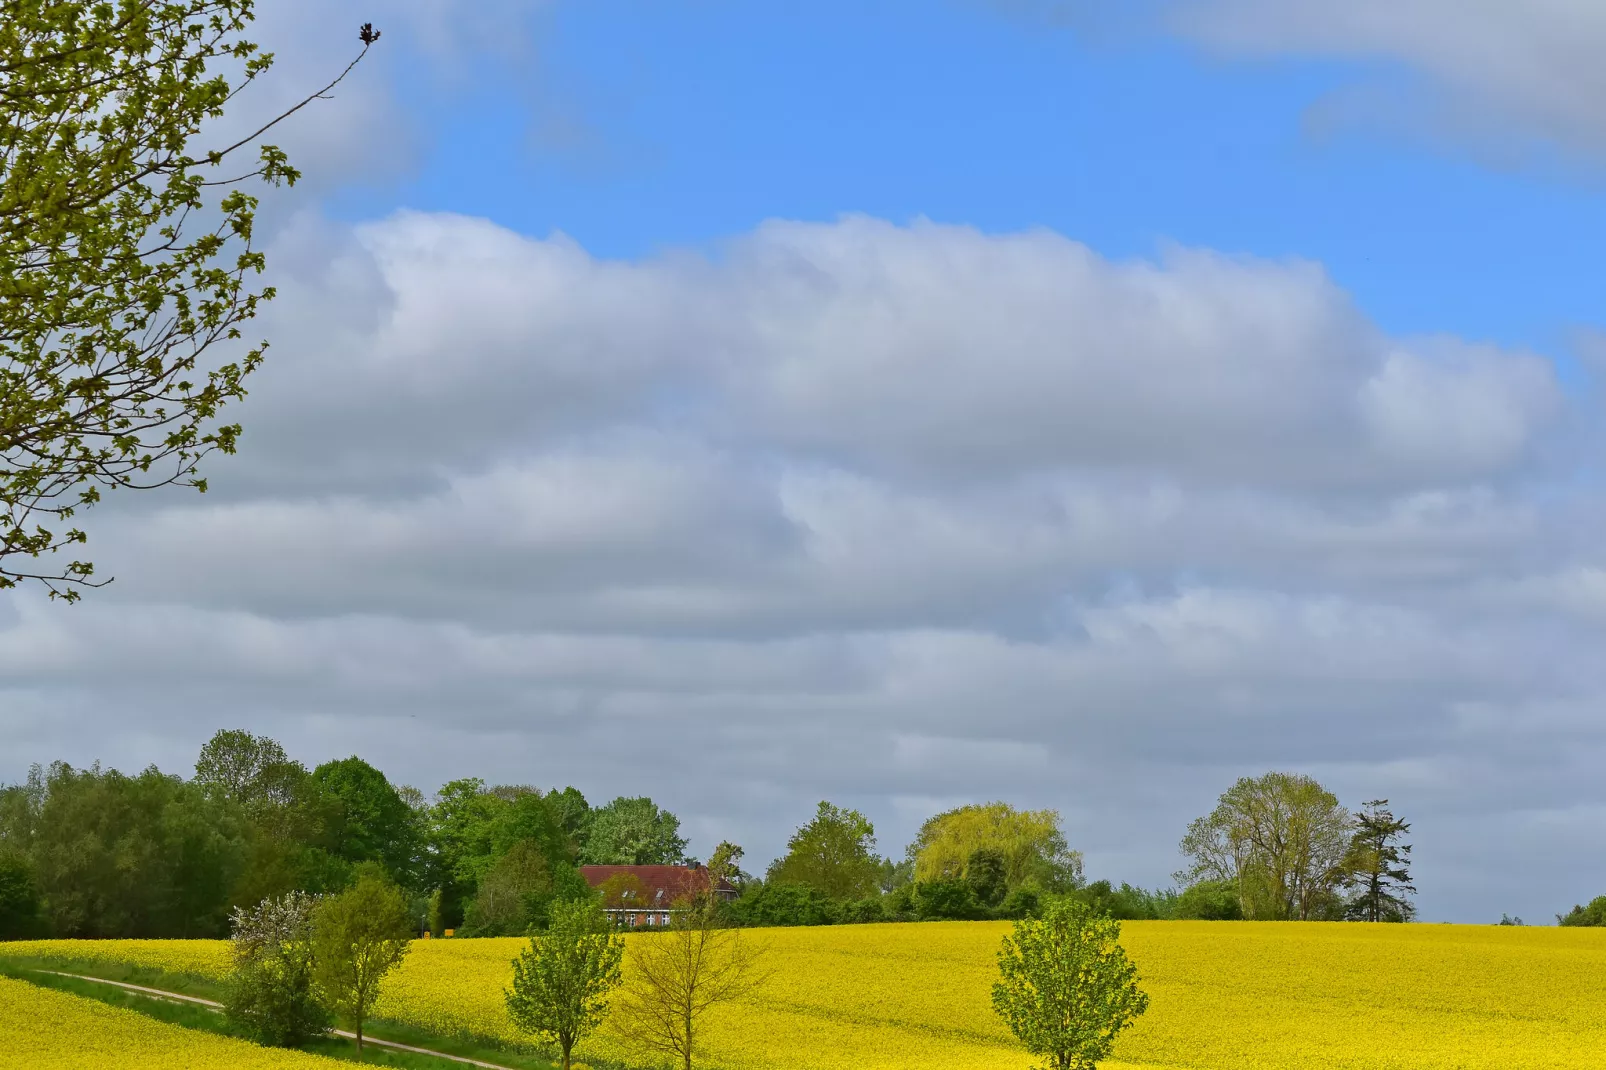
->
xmin=0 ymin=974 xmax=344 ymax=1069
xmin=5 ymin=920 xmax=1605 ymax=1069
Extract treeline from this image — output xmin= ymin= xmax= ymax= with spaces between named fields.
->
xmin=0 ymin=730 xmax=690 ymax=940
xmin=1 ymin=735 xmax=1600 ymax=939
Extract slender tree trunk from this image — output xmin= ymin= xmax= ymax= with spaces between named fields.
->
xmin=683 ymin=1004 xmax=694 ymax=1070
xmin=561 ymin=1035 xmax=572 ymax=1070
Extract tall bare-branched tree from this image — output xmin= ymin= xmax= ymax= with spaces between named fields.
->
xmin=1 ymin=1 xmax=379 ymax=599
xmin=611 ymin=896 xmax=768 ymax=1070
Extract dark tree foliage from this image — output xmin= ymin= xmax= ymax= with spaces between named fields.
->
xmin=311 ymin=756 xmax=421 ymax=887
xmin=1557 ymin=895 xmax=1606 ymax=927
xmin=915 ymin=878 xmax=985 ymax=920
xmin=27 ymin=761 xmax=243 ymax=937
xmin=966 ymin=847 xmax=1009 ymax=909
xmin=1173 ymin=878 xmax=1244 ymax=920
xmin=0 ymin=849 xmax=42 ymax=938
xmin=1075 ymin=880 xmax=1179 ymax=921
xmin=729 ymin=881 xmax=839 ymax=927
xmin=1343 ymin=799 xmax=1417 ymax=923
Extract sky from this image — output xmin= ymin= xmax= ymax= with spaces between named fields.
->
xmin=4 ymin=0 xmax=1606 ymax=924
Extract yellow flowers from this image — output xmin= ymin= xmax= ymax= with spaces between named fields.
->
xmin=0 ymin=938 xmax=230 ymax=979
xmin=0 ymin=975 xmax=344 ymax=1069
xmin=6 ymin=920 xmax=1606 ymax=1069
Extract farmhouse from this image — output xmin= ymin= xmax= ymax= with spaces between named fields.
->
xmin=579 ymin=862 xmax=738 ymax=928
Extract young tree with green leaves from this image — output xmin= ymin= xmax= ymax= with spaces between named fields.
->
xmin=1343 ymin=799 xmax=1416 ymax=922
xmin=992 ymin=896 xmax=1150 ymax=1070
xmin=0 ymin=1 xmax=380 ymax=599
xmin=311 ymin=868 xmax=412 ymax=1052
xmin=505 ymin=899 xmax=625 ymax=1070
xmin=766 ymin=801 xmax=880 ymax=901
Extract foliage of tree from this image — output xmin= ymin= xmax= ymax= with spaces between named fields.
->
xmin=728 ymin=881 xmax=839 ymax=927
xmin=24 ymin=761 xmax=243 ymax=936
xmin=992 ymin=896 xmax=1150 ymax=1070
xmin=0 ymin=848 xmax=42 ymax=938
xmin=706 ymin=841 xmax=748 ymax=891
xmin=465 ymin=838 xmax=553 ymax=936
xmin=311 ymin=757 xmax=421 ymax=886
xmin=909 ymin=802 xmax=1083 ymax=894
xmin=1171 ymin=879 xmax=1242 ymax=921
xmin=222 ymin=890 xmax=328 ymax=1046
xmin=1556 ymin=895 xmax=1606 ymax=927
xmin=505 ymin=899 xmax=625 ymax=1070
xmin=966 ymin=847 xmax=1009 ymax=909
xmin=1342 ymin=799 xmax=1416 ymax=922
xmin=596 ymin=871 xmax=647 ymax=911
xmin=545 ymin=787 xmax=592 ymax=854
xmin=1177 ymin=772 xmax=1353 ymax=921
xmin=0 ymin=0 xmax=378 ymax=599
xmin=766 ymin=801 xmax=881 ymax=901
xmin=915 ymin=878 xmax=985 ymax=920
xmin=1074 ymin=880 xmax=1179 ymax=921
xmin=581 ymin=796 xmax=688 ymax=866
xmin=610 ymin=897 xmax=768 ymax=1070
xmin=311 ymin=867 xmax=412 ymax=1052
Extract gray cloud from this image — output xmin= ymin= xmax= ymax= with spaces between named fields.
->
xmin=988 ymin=0 xmax=1606 ymax=163
xmin=3 ymin=211 xmax=1603 ymax=923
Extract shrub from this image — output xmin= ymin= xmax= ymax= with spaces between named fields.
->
xmin=837 ymin=896 xmax=888 ymax=924
xmin=1174 ymin=880 xmax=1243 ymax=921
xmin=915 ymin=879 xmax=984 ymax=920
xmin=222 ymin=891 xmax=330 ymax=1047
xmin=999 ymin=885 xmax=1041 ymax=920
xmin=730 ymin=882 xmax=838 ymax=927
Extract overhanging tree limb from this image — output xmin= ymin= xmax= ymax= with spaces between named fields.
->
xmin=0 ymin=0 xmax=380 ymax=599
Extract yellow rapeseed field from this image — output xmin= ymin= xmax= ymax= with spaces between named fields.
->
xmin=0 ymin=974 xmax=345 ymax=1069
xmin=5 ymin=921 xmax=1605 ymax=1070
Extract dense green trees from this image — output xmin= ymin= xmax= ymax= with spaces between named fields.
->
xmin=766 ymin=801 xmax=881 ymax=901
xmin=1556 ymin=895 xmax=1606 ymax=926
xmin=580 ymin=796 xmax=688 ymax=866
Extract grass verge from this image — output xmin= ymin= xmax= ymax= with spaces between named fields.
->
xmin=0 ymin=957 xmax=559 ymax=1070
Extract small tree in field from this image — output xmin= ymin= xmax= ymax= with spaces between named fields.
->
xmin=611 ymin=896 xmax=768 ymax=1070
xmin=506 ymin=899 xmax=625 ymax=1070
xmin=223 ymin=890 xmax=329 ymax=1046
xmin=311 ymin=869 xmax=412 ymax=1052
xmin=992 ymin=896 xmax=1149 ymax=1070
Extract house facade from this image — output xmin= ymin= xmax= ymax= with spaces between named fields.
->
xmin=579 ymin=863 xmax=739 ymax=928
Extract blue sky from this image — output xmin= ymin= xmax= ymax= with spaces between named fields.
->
xmin=348 ymin=0 xmax=1604 ymax=363
xmin=7 ymin=0 xmax=1606 ymax=924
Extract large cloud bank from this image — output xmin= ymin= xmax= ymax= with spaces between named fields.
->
xmin=3 ymin=209 xmax=1602 ymax=922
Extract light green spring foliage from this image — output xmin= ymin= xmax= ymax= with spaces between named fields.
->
xmin=0 ymin=0 xmax=375 ymax=598
xmin=505 ymin=899 xmax=624 ymax=1070
xmin=310 ymin=870 xmax=412 ymax=1051
xmin=992 ymin=896 xmax=1149 ymax=1070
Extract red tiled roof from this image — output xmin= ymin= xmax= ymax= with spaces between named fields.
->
xmin=580 ymin=864 xmax=736 ymax=903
